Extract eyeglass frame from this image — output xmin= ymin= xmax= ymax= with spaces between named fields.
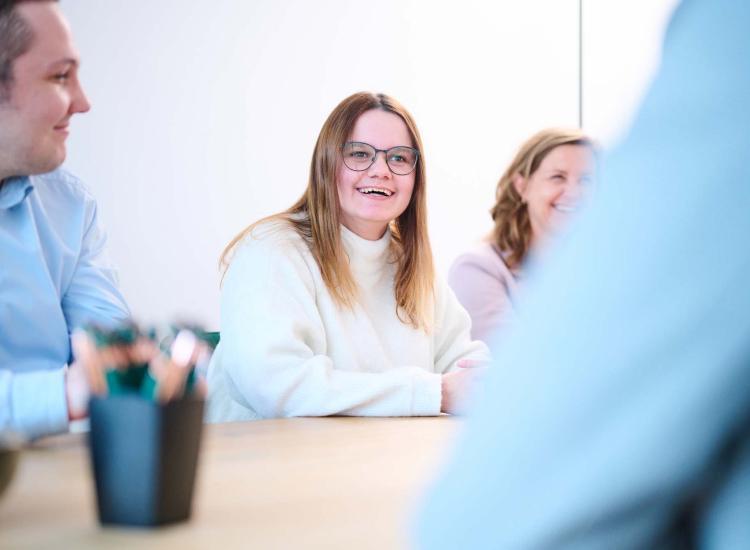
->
xmin=340 ymin=141 xmax=420 ymax=176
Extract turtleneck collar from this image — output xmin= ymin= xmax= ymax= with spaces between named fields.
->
xmin=340 ymin=224 xmax=393 ymax=280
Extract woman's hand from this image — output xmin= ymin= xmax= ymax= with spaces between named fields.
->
xmin=441 ymin=362 xmax=487 ymax=414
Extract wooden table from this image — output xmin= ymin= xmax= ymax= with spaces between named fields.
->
xmin=0 ymin=417 xmax=460 ymax=549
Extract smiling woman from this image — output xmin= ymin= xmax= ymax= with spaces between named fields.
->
xmin=448 ymin=128 xmax=595 ymax=344
xmin=206 ymin=91 xmax=489 ymax=421
xmin=336 ymin=110 xmax=418 ymax=242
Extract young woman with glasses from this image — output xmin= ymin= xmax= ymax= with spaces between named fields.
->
xmin=206 ymin=92 xmax=488 ymax=421
xmin=449 ymin=129 xmax=596 ymax=345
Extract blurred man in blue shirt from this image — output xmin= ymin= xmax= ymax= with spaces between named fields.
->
xmin=418 ymin=0 xmax=750 ymax=547
xmin=0 ymin=0 xmax=129 ymax=439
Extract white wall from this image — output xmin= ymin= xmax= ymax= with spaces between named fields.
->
xmin=581 ymin=0 xmax=679 ymax=146
xmin=62 ymin=1 xmax=585 ymax=328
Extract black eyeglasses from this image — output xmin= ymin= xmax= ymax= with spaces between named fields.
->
xmin=341 ymin=141 xmax=420 ymax=176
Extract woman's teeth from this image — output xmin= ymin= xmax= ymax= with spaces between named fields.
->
xmin=359 ymin=187 xmax=393 ymax=197
xmin=553 ymin=203 xmax=576 ymax=213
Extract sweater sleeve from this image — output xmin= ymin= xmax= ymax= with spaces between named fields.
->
xmin=448 ymin=250 xmax=516 ymax=344
xmin=432 ymin=275 xmax=491 ymax=374
xmin=217 ymin=231 xmax=443 ymax=418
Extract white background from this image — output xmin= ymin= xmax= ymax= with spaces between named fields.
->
xmin=61 ymin=1 xmax=676 ymax=329
xmin=582 ymin=0 xmax=679 ymax=144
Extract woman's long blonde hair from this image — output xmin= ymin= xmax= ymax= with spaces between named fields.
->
xmin=221 ymin=92 xmax=434 ymax=331
xmin=490 ymin=128 xmax=593 ymax=270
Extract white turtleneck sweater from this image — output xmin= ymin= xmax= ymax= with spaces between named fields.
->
xmin=206 ymin=220 xmax=489 ymax=421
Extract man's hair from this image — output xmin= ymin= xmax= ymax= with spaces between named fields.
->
xmin=0 ymin=0 xmax=58 ymax=102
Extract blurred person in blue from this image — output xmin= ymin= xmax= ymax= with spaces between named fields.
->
xmin=417 ymin=0 xmax=750 ymax=547
xmin=0 ymin=0 xmax=129 ymax=439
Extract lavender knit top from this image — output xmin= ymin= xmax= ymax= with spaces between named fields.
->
xmin=448 ymin=242 xmax=520 ymax=344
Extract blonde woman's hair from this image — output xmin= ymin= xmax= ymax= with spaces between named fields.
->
xmin=490 ymin=128 xmax=594 ymax=270
xmin=221 ymin=92 xmax=434 ymax=331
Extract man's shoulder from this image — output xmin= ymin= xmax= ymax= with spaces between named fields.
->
xmin=30 ymin=168 xmax=96 ymax=206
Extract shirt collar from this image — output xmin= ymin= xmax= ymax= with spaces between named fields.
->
xmin=0 ymin=176 xmax=34 ymax=210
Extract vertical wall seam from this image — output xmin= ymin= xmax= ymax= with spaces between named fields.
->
xmin=579 ymin=0 xmax=584 ymax=128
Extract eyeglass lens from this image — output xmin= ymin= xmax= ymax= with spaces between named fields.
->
xmin=342 ymin=142 xmax=418 ymax=175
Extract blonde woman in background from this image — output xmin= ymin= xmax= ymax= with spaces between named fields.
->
xmin=449 ymin=129 xmax=595 ymax=344
xmin=207 ymin=92 xmax=488 ymax=421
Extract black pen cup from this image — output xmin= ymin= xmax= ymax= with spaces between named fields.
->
xmin=88 ymin=395 xmax=204 ymax=527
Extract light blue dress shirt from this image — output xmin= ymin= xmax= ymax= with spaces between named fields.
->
xmin=417 ymin=1 xmax=750 ymax=548
xmin=0 ymin=169 xmax=129 ymax=439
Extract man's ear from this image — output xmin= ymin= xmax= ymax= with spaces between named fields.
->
xmin=512 ymin=173 xmax=527 ymax=199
